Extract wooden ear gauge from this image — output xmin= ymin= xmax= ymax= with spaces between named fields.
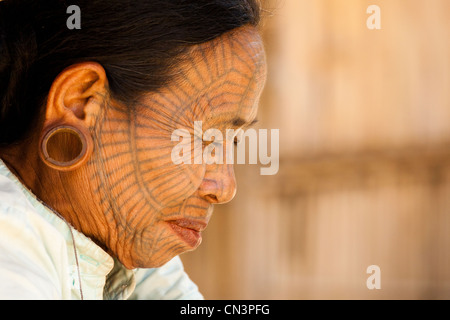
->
xmin=39 ymin=125 xmax=92 ymax=171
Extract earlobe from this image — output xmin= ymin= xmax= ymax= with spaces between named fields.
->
xmin=39 ymin=124 xmax=93 ymax=171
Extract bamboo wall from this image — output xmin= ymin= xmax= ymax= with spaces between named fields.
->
xmin=180 ymin=0 xmax=450 ymax=299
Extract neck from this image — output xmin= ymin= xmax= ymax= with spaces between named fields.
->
xmin=1 ymin=141 xmax=108 ymax=247
xmin=1 ymin=140 xmax=44 ymax=193
xmin=1 ymin=141 xmax=129 ymax=267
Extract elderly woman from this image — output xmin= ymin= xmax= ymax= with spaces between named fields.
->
xmin=0 ymin=0 xmax=266 ymax=299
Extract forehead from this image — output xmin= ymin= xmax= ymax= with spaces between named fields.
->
xmin=189 ymin=25 xmax=266 ymax=79
xmin=138 ymin=26 xmax=267 ymax=131
xmin=178 ymin=26 xmax=267 ymax=124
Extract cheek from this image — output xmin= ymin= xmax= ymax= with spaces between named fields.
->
xmin=130 ymin=95 xmax=212 ymax=209
xmin=133 ymin=123 xmax=205 ymax=208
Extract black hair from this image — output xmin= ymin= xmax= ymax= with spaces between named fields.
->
xmin=0 ymin=0 xmax=261 ymax=146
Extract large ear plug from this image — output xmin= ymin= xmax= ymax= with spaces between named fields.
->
xmin=39 ymin=125 xmax=93 ymax=171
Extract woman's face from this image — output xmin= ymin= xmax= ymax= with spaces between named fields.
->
xmin=89 ymin=26 xmax=266 ymax=268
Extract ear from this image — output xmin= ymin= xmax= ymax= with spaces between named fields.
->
xmin=38 ymin=62 xmax=108 ymax=171
xmin=44 ymin=62 xmax=108 ymax=128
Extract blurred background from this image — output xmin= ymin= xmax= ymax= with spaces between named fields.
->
xmin=180 ymin=0 xmax=450 ymax=299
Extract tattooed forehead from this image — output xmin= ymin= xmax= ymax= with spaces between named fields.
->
xmin=142 ymin=26 xmax=267 ymax=125
xmin=187 ymin=26 xmax=267 ymax=82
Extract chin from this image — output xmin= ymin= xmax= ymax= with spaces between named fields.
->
xmin=122 ymin=220 xmax=205 ymax=269
xmin=129 ymin=241 xmax=191 ymax=269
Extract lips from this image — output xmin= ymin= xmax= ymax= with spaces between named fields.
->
xmin=166 ymin=219 xmax=208 ymax=247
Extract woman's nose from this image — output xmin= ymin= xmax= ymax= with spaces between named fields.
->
xmin=197 ymin=164 xmax=237 ymax=204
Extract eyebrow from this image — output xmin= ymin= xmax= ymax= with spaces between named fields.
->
xmin=231 ymin=117 xmax=259 ymax=128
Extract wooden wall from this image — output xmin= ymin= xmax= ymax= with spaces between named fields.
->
xmin=181 ymin=0 xmax=450 ymax=299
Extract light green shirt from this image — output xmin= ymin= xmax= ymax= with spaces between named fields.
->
xmin=0 ymin=160 xmax=203 ymax=300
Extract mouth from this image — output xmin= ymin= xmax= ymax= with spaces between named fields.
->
xmin=166 ymin=218 xmax=208 ymax=248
